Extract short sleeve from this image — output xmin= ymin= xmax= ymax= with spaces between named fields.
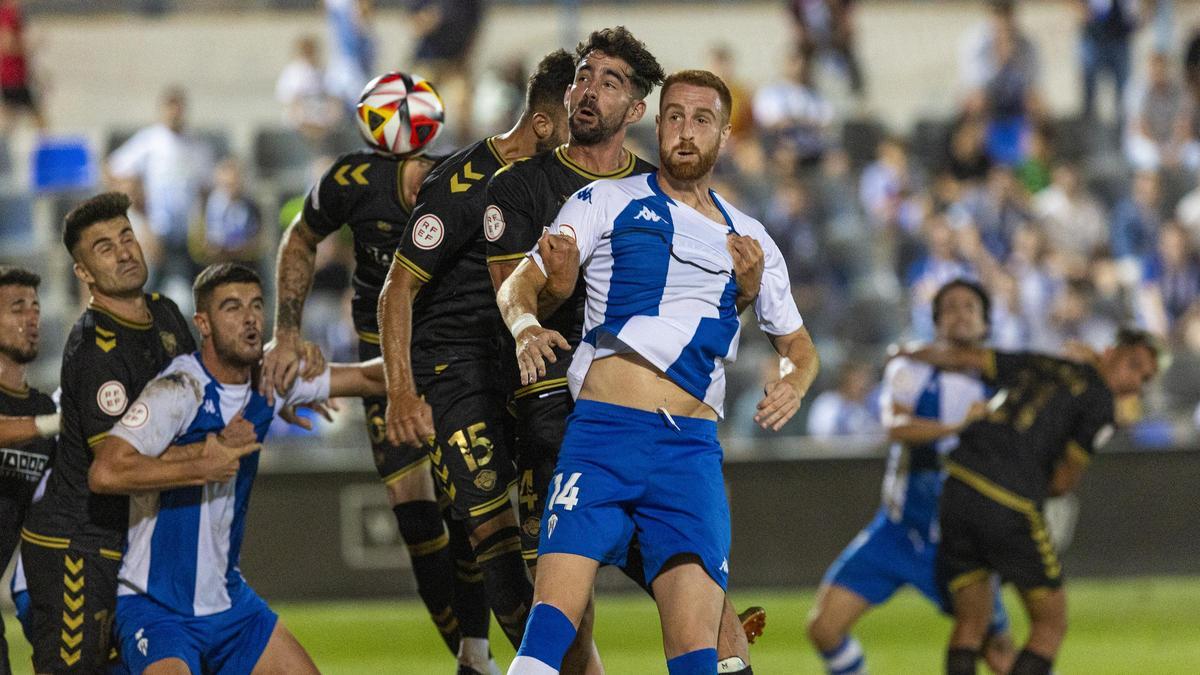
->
xmin=301 ymin=163 xmax=348 ymax=237
xmin=880 ymin=357 xmax=925 ymax=411
xmin=1065 ymin=384 xmax=1115 ymax=465
xmin=65 ymin=342 xmax=135 ymax=449
xmin=751 ymin=230 xmax=804 ymax=336
xmin=283 ymin=366 xmax=332 ymax=409
xmin=529 ymin=183 xmax=607 ymax=274
xmin=485 ymin=165 xmax=541 ymax=265
xmin=393 ymin=185 xmax=473 ymax=284
xmin=108 ymin=370 xmax=203 ymax=458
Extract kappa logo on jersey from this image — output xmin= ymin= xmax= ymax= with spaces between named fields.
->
xmin=576 ymin=187 xmax=593 ymax=203
xmin=412 ymin=214 xmax=445 ymax=250
xmin=121 ymin=401 xmax=150 ymax=430
xmin=635 ymin=206 xmax=662 ymax=223
xmin=202 ymin=399 xmax=217 ymax=415
xmin=720 ymin=558 xmax=729 ymax=574
xmin=97 ymin=380 xmax=128 ymax=416
xmin=484 ymin=205 xmax=506 ymax=242
xmin=135 ymin=627 xmax=148 ymax=657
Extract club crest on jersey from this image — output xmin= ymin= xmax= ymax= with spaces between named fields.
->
xmin=412 ymin=214 xmax=444 ymax=250
xmin=97 ymin=380 xmax=128 ymax=416
xmin=547 ymin=513 xmax=558 ymax=539
xmin=160 ymin=331 xmax=178 ymax=356
xmin=121 ymin=402 xmax=150 ymax=430
xmin=484 ymin=205 xmax=505 ymax=242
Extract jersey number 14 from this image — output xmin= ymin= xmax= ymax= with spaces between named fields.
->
xmin=548 ymin=472 xmax=582 ymax=511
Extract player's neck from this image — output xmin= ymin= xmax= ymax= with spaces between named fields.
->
xmin=89 ymin=289 xmax=150 ymax=325
xmin=565 ymin=137 xmax=628 ymax=174
xmin=200 ymin=344 xmax=251 ymax=385
xmin=655 ymin=171 xmax=715 ymax=213
xmin=0 ymin=354 xmax=27 ymax=394
xmin=492 ymin=123 xmax=540 ymax=161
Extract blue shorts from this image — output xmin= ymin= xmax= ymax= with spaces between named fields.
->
xmin=826 ymin=510 xmax=1009 ymax=634
xmin=537 ymin=400 xmax=731 ymax=590
xmin=114 ymin=587 xmax=278 ymax=675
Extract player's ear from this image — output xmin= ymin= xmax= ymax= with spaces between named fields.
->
xmin=193 ymin=311 xmax=211 ymax=339
xmin=626 ymin=99 xmax=646 ymax=126
xmin=531 ymin=111 xmax=552 ymax=140
xmin=72 ymin=261 xmax=93 ymax=286
xmin=719 ymin=122 xmax=732 ymax=149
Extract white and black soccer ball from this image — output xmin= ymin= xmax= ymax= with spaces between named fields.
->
xmin=355 ymin=72 xmax=445 ymax=158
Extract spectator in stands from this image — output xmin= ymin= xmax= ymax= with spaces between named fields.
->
xmin=275 ymin=34 xmax=344 ymax=147
xmin=707 ymin=44 xmax=756 ymax=141
xmin=961 ymin=165 xmax=1031 ymax=261
xmin=960 ymin=0 xmax=1039 ymax=102
xmin=1045 ymin=278 xmax=1121 ymax=350
xmin=945 ymin=115 xmax=992 ymax=183
xmin=1033 ymin=163 xmax=1107 ymax=268
xmin=107 ymin=86 xmax=215 ymax=306
xmin=408 ymin=0 xmax=485 ymax=143
xmin=1078 ymin=0 xmax=1140 ymax=130
xmin=1111 ymin=170 xmax=1164 ymax=273
xmin=0 ymin=0 xmax=41 ymax=134
xmin=906 ymin=215 xmax=978 ymax=340
xmin=764 ymin=182 xmax=823 ymax=285
xmin=472 ymin=55 xmax=524 ymax=136
xmin=324 ymin=0 xmax=376 ymax=107
xmin=788 ymin=0 xmax=865 ymax=97
xmin=806 ymin=359 xmax=882 ymax=438
xmin=1137 ymin=221 xmax=1200 ymax=336
xmin=1015 ymin=122 xmax=1052 ymax=193
xmin=753 ymin=50 xmax=836 ymax=167
xmin=1124 ymin=51 xmax=1194 ymax=171
xmin=1172 ymin=172 xmax=1200 ymax=247
xmin=191 ymin=157 xmax=265 ymax=275
xmin=967 ymin=18 xmax=1043 ymax=166
xmin=859 ymin=136 xmax=921 ymax=234
xmin=1007 ymin=224 xmax=1061 ymax=350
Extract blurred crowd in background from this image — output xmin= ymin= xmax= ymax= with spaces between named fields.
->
xmin=3 ymin=0 xmax=1199 ymax=448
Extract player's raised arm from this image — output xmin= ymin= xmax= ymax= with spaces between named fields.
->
xmin=898 ymin=343 xmax=994 ymax=375
xmin=497 ymin=258 xmax=569 ymax=387
xmin=261 ymin=212 xmax=327 ymax=397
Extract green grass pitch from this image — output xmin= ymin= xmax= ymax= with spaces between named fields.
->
xmin=4 ymin=577 xmax=1197 ymax=672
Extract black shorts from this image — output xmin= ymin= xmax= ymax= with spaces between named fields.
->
xmin=416 ymin=357 xmax=516 ymax=523
xmin=359 ymin=340 xmax=436 ymax=488
xmin=512 ymin=388 xmax=571 ymax=561
xmin=21 ymin=535 xmax=121 ymax=673
xmin=936 ymin=474 xmax=1063 ymax=598
xmin=1 ymin=86 xmax=35 ymax=109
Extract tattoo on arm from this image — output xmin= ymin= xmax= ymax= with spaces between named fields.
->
xmin=275 ymin=222 xmax=323 ymax=332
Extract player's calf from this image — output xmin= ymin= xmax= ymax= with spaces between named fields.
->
xmin=467 ymin=510 xmax=534 ymax=648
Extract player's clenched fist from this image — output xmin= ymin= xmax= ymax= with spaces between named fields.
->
xmin=515 ymin=326 xmax=570 ymax=386
xmin=755 ymin=379 xmax=803 ymax=432
xmin=385 ymin=389 xmax=435 ymax=448
xmin=727 ymin=234 xmax=764 ymax=312
xmin=539 ymin=231 xmax=580 ymax=300
xmin=198 ymin=432 xmax=261 ymax=484
xmin=259 ymin=333 xmax=302 ymax=402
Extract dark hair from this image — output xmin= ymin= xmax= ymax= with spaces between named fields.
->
xmin=575 ymin=26 xmax=665 ymax=100
xmin=1113 ymin=326 xmax=1162 ymax=364
xmin=660 ymin=69 xmax=733 ymax=124
xmin=193 ymin=263 xmax=262 ymax=312
xmin=526 ymin=49 xmax=576 ymax=114
xmin=0 ymin=266 xmax=40 ymax=290
xmin=932 ymin=278 xmax=991 ymax=327
xmin=62 ymin=192 xmax=132 ymax=256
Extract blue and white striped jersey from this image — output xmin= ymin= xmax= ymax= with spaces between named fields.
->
xmin=531 ymin=173 xmax=803 ymax=418
xmin=108 ymin=353 xmax=329 ymax=616
xmin=879 ymin=356 xmax=988 ymax=540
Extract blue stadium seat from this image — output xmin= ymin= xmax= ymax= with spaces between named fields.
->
xmin=31 ymin=136 xmax=96 ymax=195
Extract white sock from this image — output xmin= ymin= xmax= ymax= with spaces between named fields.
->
xmin=507 ymin=655 xmax=559 ymax=675
xmin=459 ymin=637 xmax=490 ymax=673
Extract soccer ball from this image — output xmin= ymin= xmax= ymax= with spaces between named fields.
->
xmin=355 ymin=72 xmax=445 ymax=157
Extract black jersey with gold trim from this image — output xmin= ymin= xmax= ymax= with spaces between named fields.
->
xmin=23 ymin=294 xmax=195 ymax=552
xmin=950 ymin=351 xmax=1115 ymax=506
xmin=485 ymin=145 xmax=654 ymax=349
xmin=393 ymin=137 xmax=509 ymax=363
xmin=0 ymin=384 xmax=55 ymax=562
xmin=303 ymin=150 xmax=441 ymax=338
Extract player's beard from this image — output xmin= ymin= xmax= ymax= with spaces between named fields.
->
xmin=661 ymin=139 xmax=720 ymax=182
xmin=214 ymin=330 xmax=263 ymax=371
xmin=0 ymin=339 xmax=37 ymax=365
xmin=569 ymin=101 xmax=624 ymax=146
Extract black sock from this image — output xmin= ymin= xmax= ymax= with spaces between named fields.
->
xmin=946 ymin=647 xmax=978 ymax=675
xmin=394 ymin=501 xmax=460 ymax=656
xmin=470 ymin=521 xmax=533 ymax=649
xmin=447 ymin=515 xmax=490 ymax=640
xmin=1010 ymin=649 xmax=1053 ymax=675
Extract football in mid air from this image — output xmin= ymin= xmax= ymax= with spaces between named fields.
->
xmin=355 ymin=72 xmax=445 ymax=158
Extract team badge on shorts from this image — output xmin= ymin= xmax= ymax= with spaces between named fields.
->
xmin=521 ymin=516 xmax=540 ymax=539
xmin=474 ymin=469 xmax=497 ymax=491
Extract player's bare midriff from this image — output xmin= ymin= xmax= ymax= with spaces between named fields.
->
xmin=578 ymin=352 xmax=718 ymax=421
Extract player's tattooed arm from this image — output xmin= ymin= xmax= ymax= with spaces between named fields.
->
xmin=757 ymin=325 xmax=820 ymax=431
xmin=262 ymin=216 xmax=327 ymax=399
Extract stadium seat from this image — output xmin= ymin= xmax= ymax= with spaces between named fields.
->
xmin=254 ymin=127 xmax=315 ymax=193
xmin=841 ymin=118 xmax=886 ymax=170
xmin=31 ymin=136 xmax=96 ymax=195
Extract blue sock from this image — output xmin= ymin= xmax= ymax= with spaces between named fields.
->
xmin=821 ymin=636 xmax=866 ymax=675
xmin=667 ymin=648 xmax=717 ymax=675
xmin=512 ymin=603 xmax=576 ymax=670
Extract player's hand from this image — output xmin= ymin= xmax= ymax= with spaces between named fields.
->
xmin=297 ymin=341 xmax=327 ymax=381
xmin=385 ymin=389 xmax=434 ymax=448
xmin=755 ymin=379 xmax=804 ymax=432
xmin=728 ymin=234 xmax=764 ymax=312
xmin=198 ymin=432 xmax=261 ymax=484
xmin=539 ymin=231 xmax=580 ymax=300
xmin=516 ymin=326 xmax=570 ymax=386
xmin=260 ymin=332 xmax=303 ymax=405
xmin=279 ymin=399 xmax=341 ymax=431
xmin=218 ymin=412 xmax=256 ymax=448
xmin=959 ymin=400 xmax=990 ymax=430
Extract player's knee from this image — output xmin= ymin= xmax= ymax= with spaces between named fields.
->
xmin=391 ymin=500 xmax=446 ymax=548
xmin=385 ymin=469 xmax=435 ymax=505
xmin=466 ymin=509 xmax=518 ymax=548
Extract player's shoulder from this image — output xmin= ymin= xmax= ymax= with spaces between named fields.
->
xmin=319 ymin=149 xmax=397 ymax=190
xmin=712 ymin=191 xmax=768 ymax=236
xmin=65 ymin=306 xmax=126 ymax=364
xmin=421 ymin=137 xmax=502 ymax=199
xmin=884 ymin=354 xmax=929 ymax=385
xmin=140 ymin=354 xmax=207 ymax=404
